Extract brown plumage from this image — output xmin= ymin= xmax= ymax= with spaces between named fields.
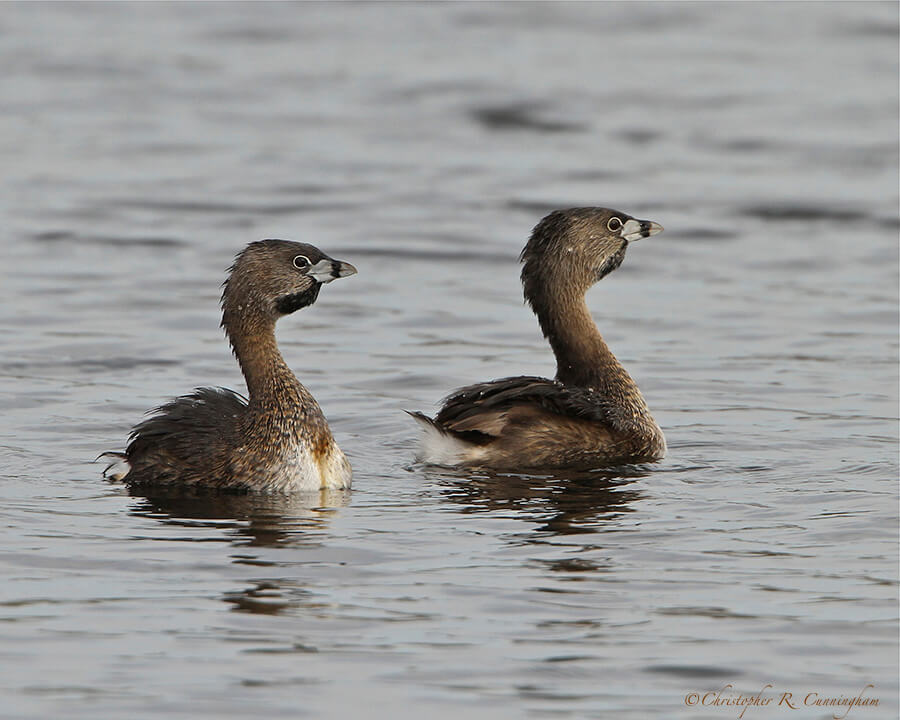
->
xmin=409 ymin=207 xmax=666 ymax=470
xmin=103 ymin=239 xmax=357 ymax=492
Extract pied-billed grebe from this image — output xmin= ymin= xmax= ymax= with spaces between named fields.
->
xmin=409 ymin=207 xmax=666 ymax=470
xmin=103 ymin=240 xmax=357 ymax=492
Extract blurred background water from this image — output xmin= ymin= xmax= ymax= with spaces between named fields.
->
xmin=0 ymin=2 xmax=897 ymax=718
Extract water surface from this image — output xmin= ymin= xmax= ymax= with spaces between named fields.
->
xmin=1 ymin=3 xmax=897 ymax=718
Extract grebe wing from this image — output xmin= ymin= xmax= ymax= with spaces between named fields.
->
xmin=126 ymin=387 xmax=247 ymax=461
xmin=434 ymin=376 xmax=616 ymax=438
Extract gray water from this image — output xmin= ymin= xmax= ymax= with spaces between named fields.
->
xmin=1 ymin=2 xmax=897 ymax=718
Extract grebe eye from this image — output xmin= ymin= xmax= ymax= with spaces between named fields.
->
xmin=607 ymin=217 xmax=623 ymax=232
xmin=292 ymin=255 xmax=311 ymax=270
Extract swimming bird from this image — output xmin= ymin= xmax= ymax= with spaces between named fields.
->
xmin=103 ymin=240 xmax=357 ymax=492
xmin=408 ymin=207 xmax=665 ymax=470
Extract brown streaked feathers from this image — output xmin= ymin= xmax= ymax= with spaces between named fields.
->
xmin=104 ymin=239 xmax=356 ymax=492
xmin=410 ymin=207 xmax=666 ymax=470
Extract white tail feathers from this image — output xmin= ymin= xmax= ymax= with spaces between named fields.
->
xmin=99 ymin=452 xmax=131 ymax=481
xmin=406 ymin=411 xmax=484 ymax=467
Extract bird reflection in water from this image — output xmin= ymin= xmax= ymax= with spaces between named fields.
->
xmin=127 ymin=486 xmax=350 ymax=548
xmin=128 ymin=486 xmax=350 ymax=617
xmin=431 ymin=466 xmax=648 ymax=536
xmin=221 ymin=580 xmax=325 ymax=618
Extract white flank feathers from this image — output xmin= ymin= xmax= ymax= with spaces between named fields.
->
xmin=102 ymin=456 xmax=131 ymax=482
xmin=409 ymin=413 xmax=484 ymax=467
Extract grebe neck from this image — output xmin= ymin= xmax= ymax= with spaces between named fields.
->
xmin=224 ymin=312 xmax=304 ymax=411
xmin=535 ymin=290 xmax=643 ymax=406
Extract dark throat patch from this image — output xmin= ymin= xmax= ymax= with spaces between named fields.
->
xmin=276 ymin=283 xmax=321 ymax=315
xmin=596 ymin=244 xmax=627 ymax=280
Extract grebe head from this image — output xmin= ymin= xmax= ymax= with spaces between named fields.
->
xmin=520 ymin=207 xmax=662 ymax=306
xmin=222 ymin=239 xmax=357 ymax=327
